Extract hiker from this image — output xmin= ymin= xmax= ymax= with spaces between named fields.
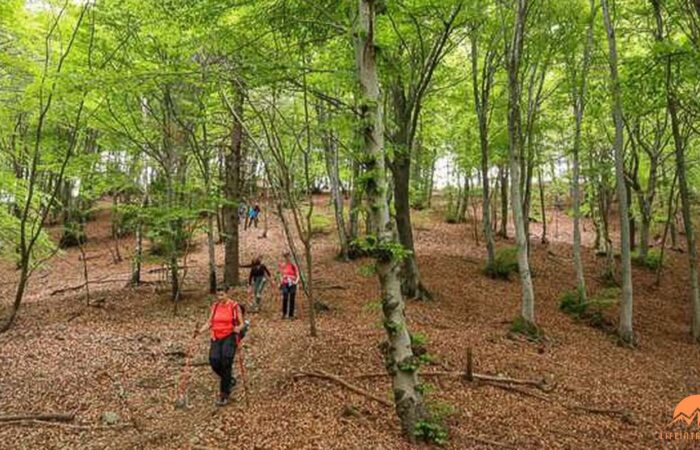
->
xmin=238 ymin=203 xmax=247 ymax=225
xmin=246 ymin=256 xmax=272 ymax=312
xmin=246 ymin=205 xmax=259 ymax=229
xmin=279 ymin=252 xmax=299 ymax=319
xmin=252 ymin=204 xmax=261 ymax=228
xmin=197 ymin=290 xmax=245 ymax=406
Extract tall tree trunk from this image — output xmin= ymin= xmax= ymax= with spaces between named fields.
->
xmin=570 ymin=0 xmax=596 ymax=301
xmin=669 ymin=84 xmax=700 ymax=341
xmin=206 ymin=194 xmax=217 ymax=293
xmin=425 ymin=152 xmax=436 ymax=208
xmin=499 ymin=164 xmax=509 ymax=238
xmin=392 ymin=135 xmax=430 ymax=300
xmin=537 ymin=167 xmax=547 ymax=244
xmin=457 ymin=173 xmax=469 ymax=222
xmin=506 ymin=0 xmax=536 ymax=325
xmin=601 ymin=0 xmax=634 ymax=344
xmin=470 ymin=32 xmax=497 ymax=268
xmin=656 ymin=2 xmax=700 ymax=340
xmin=356 ymin=0 xmax=425 ymax=437
xmin=319 ymin=104 xmax=350 ymax=260
xmin=348 ymin=160 xmax=362 ymax=241
xmin=223 ymin=85 xmax=244 ymax=288
xmin=130 ymin=193 xmax=147 ymax=286
xmin=656 ymin=171 xmax=678 ymax=285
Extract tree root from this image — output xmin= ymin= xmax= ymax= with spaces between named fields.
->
xmin=293 ymin=369 xmax=393 ymax=407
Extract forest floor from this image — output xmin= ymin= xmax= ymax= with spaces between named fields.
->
xmin=1 ymin=195 xmax=699 ymax=449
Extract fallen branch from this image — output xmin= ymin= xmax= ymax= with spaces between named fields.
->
xmin=293 ymin=370 xmax=393 ymax=407
xmin=0 ymin=419 xmax=134 ymax=431
xmin=176 ymin=360 xmax=209 ymax=367
xmin=487 ymin=382 xmax=550 ymax=401
xmin=51 ymin=278 xmax=132 ymax=296
xmin=566 ymin=404 xmax=636 ymax=424
xmin=354 ymin=371 xmax=553 ymax=392
xmin=0 ymin=412 xmax=75 ymax=423
xmin=464 ymin=433 xmax=515 ymax=449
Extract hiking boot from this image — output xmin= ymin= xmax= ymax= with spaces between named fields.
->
xmin=216 ymin=393 xmax=229 ymax=407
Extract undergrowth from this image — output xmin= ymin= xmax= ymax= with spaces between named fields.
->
xmin=484 ymin=246 xmax=519 ymax=279
xmin=559 ymin=287 xmax=618 ymax=332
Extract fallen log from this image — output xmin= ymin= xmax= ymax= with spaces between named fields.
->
xmin=0 ymin=412 xmax=75 ymax=423
xmin=293 ymin=370 xmax=393 ymax=408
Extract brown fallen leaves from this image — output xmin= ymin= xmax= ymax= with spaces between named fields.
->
xmin=0 ymin=196 xmax=699 ymax=449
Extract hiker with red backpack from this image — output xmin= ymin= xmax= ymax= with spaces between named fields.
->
xmin=279 ymin=252 xmax=299 ymax=319
xmin=196 ymin=289 xmax=247 ymax=406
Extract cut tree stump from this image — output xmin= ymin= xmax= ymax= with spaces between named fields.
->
xmin=293 ymin=370 xmax=393 ymax=407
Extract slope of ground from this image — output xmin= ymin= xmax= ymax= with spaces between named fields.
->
xmin=1 ymin=197 xmax=699 ymax=449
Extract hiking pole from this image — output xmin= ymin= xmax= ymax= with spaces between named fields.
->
xmin=236 ymin=336 xmax=250 ymax=408
xmin=175 ymin=322 xmax=200 ymax=409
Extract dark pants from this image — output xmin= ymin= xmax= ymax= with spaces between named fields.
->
xmin=209 ymin=333 xmax=237 ymax=396
xmin=282 ymin=284 xmax=296 ymax=317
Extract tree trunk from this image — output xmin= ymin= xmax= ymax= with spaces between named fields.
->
xmin=356 ymin=0 xmax=425 ymax=438
xmin=425 ymin=152 xmax=436 ymax=209
xmin=206 ymin=201 xmax=217 ymax=293
xmin=392 ymin=140 xmax=429 ymax=300
xmin=506 ymin=0 xmax=536 ymax=325
xmin=470 ymin=32 xmax=496 ymax=267
xmin=223 ymin=85 xmax=244 ymax=288
xmin=570 ymin=0 xmax=595 ymax=301
xmin=601 ymin=0 xmax=634 ymax=344
xmin=457 ymin=174 xmax=469 ymax=223
xmin=658 ymin=0 xmax=700 ymax=339
xmin=349 ymin=160 xmax=362 ymax=241
xmin=0 ymin=256 xmax=29 ymax=333
xmin=499 ymin=164 xmax=509 ymax=238
xmin=537 ymin=167 xmax=547 ymax=244
xmin=319 ymin=104 xmax=350 ymax=260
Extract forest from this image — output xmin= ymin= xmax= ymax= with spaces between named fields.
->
xmin=1 ymin=0 xmax=700 ymax=448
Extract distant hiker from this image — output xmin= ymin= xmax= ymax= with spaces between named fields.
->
xmin=247 ymin=256 xmax=271 ymax=312
xmin=246 ymin=205 xmax=259 ymax=229
xmin=279 ymin=252 xmax=299 ymax=319
xmin=197 ymin=290 xmax=245 ymax=406
xmin=252 ymin=204 xmax=261 ymax=228
xmin=238 ymin=203 xmax=248 ymax=227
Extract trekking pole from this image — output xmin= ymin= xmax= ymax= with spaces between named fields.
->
xmin=175 ymin=322 xmax=200 ymax=409
xmin=236 ymin=336 xmax=250 ymax=408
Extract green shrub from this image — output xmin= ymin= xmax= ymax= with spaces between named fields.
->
xmin=632 ymin=249 xmax=662 ymax=270
xmin=414 ymin=401 xmax=454 ymax=446
xmin=559 ymin=289 xmax=587 ymax=317
xmin=485 ymin=246 xmax=519 ymax=279
xmin=560 ymin=287 xmax=617 ymax=332
xmin=414 ymin=420 xmax=448 ymax=446
xmin=310 ymin=213 xmax=332 ymax=235
xmin=357 ymin=263 xmax=377 ymax=277
xmin=509 ymin=315 xmax=543 ymax=339
xmin=443 ymin=210 xmax=460 ymax=224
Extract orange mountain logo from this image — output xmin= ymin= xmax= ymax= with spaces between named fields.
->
xmin=660 ymin=395 xmax=700 ymax=441
xmin=670 ymin=395 xmax=700 ymax=427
